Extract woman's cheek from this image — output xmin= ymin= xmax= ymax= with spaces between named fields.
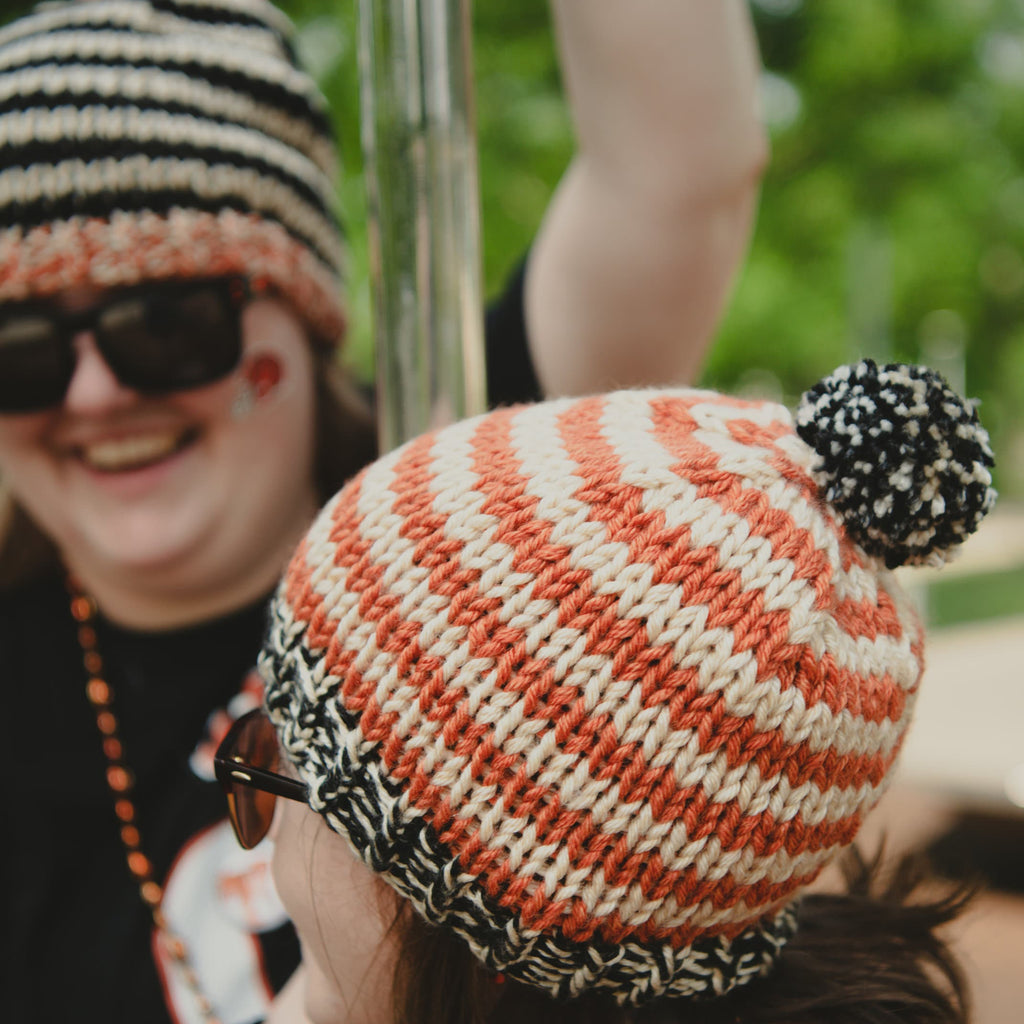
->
xmin=270 ymin=800 xmax=319 ymax=933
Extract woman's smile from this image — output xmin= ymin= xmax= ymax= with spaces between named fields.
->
xmin=71 ymin=426 xmax=199 ymax=474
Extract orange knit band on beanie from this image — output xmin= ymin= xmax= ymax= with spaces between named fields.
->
xmin=260 ymin=361 xmax=996 ymax=1005
xmin=0 ymin=0 xmax=345 ymax=346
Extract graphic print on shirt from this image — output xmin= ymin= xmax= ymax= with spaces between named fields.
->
xmin=157 ymin=823 xmax=289 ymax=1024
xmin=158 ymin=672 xmax=290 ymax=1024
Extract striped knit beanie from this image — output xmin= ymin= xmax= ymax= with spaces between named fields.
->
xmin=0 ymin=0 xmax=345 ymax=345
xmin=261 ymin=361 xmax=996 ymax=1006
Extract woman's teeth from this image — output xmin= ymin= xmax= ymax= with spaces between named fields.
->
xmin=79 ymin=431 xmax=191 ymax=471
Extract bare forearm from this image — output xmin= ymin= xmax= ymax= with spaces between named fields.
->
xmin=527 ymin=162 xmax=759 ymax=394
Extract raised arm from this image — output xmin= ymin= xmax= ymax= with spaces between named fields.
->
xmin=525 ymin=0 xmax=768 ymax=396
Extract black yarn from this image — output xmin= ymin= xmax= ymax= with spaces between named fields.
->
xmin=796 ymin=360 xmax=996 ymax=569
xmin=0 ymin=50 xmax=335 ymax=134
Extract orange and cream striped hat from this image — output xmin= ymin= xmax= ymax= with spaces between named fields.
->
xmin=261 ymin=361 xmax=995 ymax=1006
xmin=0 ymin=0 xmax=345 ymax=345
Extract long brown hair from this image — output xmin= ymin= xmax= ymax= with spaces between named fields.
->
xmin=390 ymin=847 xmax=972 ymax=1024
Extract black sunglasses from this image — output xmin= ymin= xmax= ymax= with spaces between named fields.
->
xmin=0 ymin=277 xmax=251 ymax=413
xmin=214 ymin=708 xmax=308 ymax=850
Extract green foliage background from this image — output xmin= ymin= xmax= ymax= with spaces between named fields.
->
xmin=4 ymin=0 xmax=1022 ymax=494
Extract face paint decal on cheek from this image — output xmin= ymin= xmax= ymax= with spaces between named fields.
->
xmin=231 ymin=354 xmax=286 ymax=421
xmin=248 ymin=355 xmax=284 ymax=399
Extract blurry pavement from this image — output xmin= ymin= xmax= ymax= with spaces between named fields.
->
xmin=866 ymin=504 xmax=1024 ymax=1023
xmin=894 ymin=503 xmax=1024 ymax=810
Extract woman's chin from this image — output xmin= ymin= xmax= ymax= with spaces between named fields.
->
xmin=71 ymin=510 xmax=214 ymax=582
xmin=301 ymin=963 xmax=354 ymax=1024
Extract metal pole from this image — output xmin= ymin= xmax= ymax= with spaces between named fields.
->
xmin=357 ymin=0 xmax=487 ymax=452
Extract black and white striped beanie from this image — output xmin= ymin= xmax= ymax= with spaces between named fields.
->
xmin=0 ymin=0 xmax=346 ymax=345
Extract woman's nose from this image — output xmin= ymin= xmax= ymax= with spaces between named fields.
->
xmin=63 ymin=332 xmax=137 ymax=412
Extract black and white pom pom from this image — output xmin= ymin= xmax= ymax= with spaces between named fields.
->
xmin=796 ymin=360 xmax=996 ymax=569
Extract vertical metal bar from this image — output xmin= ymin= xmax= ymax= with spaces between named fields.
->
xmin=357 ymin=0 xmax=487 ymax=452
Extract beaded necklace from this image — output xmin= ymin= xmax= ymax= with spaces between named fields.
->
xmin=68 ymin=576 xmax=223 ymax=1024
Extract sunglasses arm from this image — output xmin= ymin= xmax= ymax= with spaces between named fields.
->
xmin=214 ymin=759 xmax=309 ymax=804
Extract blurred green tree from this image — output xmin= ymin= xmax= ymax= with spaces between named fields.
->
xmin=718 ymin=0 xmax=1024 ymax=499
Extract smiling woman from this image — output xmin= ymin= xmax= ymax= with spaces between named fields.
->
xmin=0 ymin=0 xmax=373 ymax=626
xmin=0 ymin=3 xmax=375 ymax=1020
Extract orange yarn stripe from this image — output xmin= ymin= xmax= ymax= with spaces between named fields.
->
xmin=649 ymin=397 xmax=907 ymax=639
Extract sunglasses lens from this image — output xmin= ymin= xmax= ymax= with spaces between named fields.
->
xmin=98 ymin=281 xmax=243 ymax=394
xmin=0 ymin=315 xmax=73 ymax=412
xmin=225 ymin=711 xmax=281 ymax=849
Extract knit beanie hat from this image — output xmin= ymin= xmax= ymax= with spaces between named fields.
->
xmin=261 ymin=361 xmax=995 ymax=1006
xmin=0 ymin=0 xmax=345 ymax=345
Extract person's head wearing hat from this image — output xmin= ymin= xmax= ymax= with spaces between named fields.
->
xmin=0 ymin=0 xmax=373 ymax=625
xmin=220 ymin=359 xmax=995 ymax=1022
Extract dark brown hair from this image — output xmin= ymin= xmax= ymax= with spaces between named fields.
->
xmin=390 ymin=847 xmax=972 ymax=1024
xmin=0 ymin=350 xmax=377 ymax=591
xmin=311 ymin=351 xmax=377 ymax=502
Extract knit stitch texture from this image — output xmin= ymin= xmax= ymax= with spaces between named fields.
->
xmin=0 ymin=0 xmax=345 ymax=344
